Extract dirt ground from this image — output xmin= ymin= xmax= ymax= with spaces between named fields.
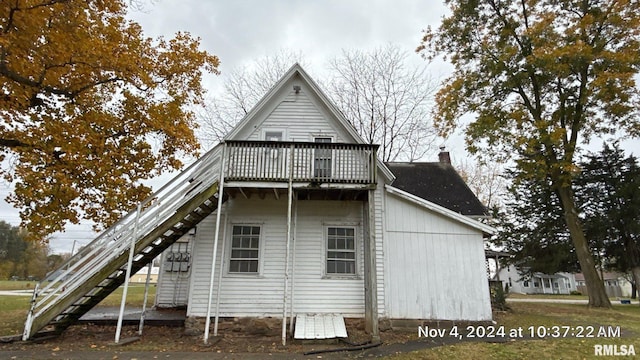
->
xmin=0 ymin=318 xmax=424 ymax=357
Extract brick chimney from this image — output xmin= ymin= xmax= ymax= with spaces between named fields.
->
xmin=438 ymin=146 xmax=451 ymax=164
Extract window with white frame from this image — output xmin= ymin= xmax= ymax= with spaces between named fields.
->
xmin=326 ymin=227 xmax=356 ymax=275
xmin=229 ymin=225 xmax=261 ymax=273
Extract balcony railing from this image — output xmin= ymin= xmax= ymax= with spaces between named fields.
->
xmin=225 ymin=140 xmax=378 ymax=185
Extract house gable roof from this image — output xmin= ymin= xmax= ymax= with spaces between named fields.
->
xmin=385 ymin=162 xmax=488 ymax=217
xmin=223 ymin=63 xmax=395 ymax=182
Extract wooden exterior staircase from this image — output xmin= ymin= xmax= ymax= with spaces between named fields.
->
xmin=22 ymin=145 xmax=225 ymax=341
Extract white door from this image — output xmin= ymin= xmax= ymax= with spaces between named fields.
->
xmin=263 ymin=131 xmax=284 ymax=179
xmin=314 ymin=137 xmax=332 ymax=180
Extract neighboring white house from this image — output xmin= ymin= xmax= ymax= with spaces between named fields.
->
xmin=496 ymin=265 xmax=578 ymax=295
xmin=154 ymin=64 xmax=495 ymax=337
xmin=498 ymin=265 xmax=635 ymax=298
xmin=575 ymin=272 xmax=633 ymax=297
xmin=131 ymin=265 xmax=160 ymax=283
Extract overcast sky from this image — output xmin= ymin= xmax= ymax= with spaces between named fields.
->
xmin=0 ymin=0 xmax=449 ymax=253
xmin=2 ymin=0 xmax=639 ymax=253
xmin=128 ymin=0 xmax=448 ymax=79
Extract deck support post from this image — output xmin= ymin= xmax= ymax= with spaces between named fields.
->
xmin=204 ymin=144 xmax=227 ymax=344
xmin=282 ymin=144 xmax=295 ymax=346
xmin=363 ymin=189 xmax=379 ymax=340
xmin=115 ymin=203 xmax=142 ymax=344
xmin=138 ymin=260 xmax=153 ymax=335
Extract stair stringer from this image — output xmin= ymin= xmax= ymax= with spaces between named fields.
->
xmin=26 ymin=182 xmax=222 ymax=338
xmin=23 ymin=144 xmax=226 ymax=340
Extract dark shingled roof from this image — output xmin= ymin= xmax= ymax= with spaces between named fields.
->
xmin=386 ymin=162 xmax=488 ymax=217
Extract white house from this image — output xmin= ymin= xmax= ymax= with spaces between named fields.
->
xmin=575 ymin=272 xmax=633 ymax=297
xmin=131 ymin=265 xmax=160 ymax=283
xmin=22 ymin=64 xmax=494 ymax=343
xmin=498 ymin=265 xmax=577 ymax=295
xmin=154 ymin=64 xmax=494 ymax=338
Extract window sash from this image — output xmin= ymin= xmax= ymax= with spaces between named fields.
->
xmin=230 ymin=225 xmax=260 ymax=274
xmin=326 ymin=226 xmax=356 ymax=275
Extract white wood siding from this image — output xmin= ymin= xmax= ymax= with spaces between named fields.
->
xmin=245 ymin=78 xmax=349 ymax=143
xmin=384 ymin=191 xmax=492 ymax=321
xmin=186 ymin=196 xmax=367 ymax=318
xmin=291 ymin=200 xmax=364 ymax=316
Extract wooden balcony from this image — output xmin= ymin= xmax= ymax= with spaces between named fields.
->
xmin=224 ymin=140 xmax=378 ymax=186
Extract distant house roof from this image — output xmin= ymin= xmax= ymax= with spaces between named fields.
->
xmin=135 ymin=266 xmax=160 ymax=275
xmin=533 ymin=272 xmax=568 ymax=280
xmin=574 ymin=272 xmax=625 ymax=282
xmin=385 ymin=162 xmax=488 ymax=217
xmin=485 ymin=250 xmax=511 ymax=258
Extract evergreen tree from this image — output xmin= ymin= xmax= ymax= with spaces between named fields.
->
xmin=420 ymin=0 xmax=640 ymax=308
xmin=577 ymin=144 xmax=640 ymax=298
xmin=496 ymin=144 xmax=640 ymax=295
xmin=495 ymin=172 xmax=579 ymax=279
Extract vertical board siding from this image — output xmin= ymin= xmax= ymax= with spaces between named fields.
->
xmin=156 ymin=240 xmax=193 ymax=307
xmin=384 ymin=192 xmax=492 ymax=321
xmin=186 ymin=197 xmax=366 ymax=318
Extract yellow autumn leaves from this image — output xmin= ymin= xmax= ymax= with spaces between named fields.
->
xmin=0 ymin=0 xmax=219 ymax=240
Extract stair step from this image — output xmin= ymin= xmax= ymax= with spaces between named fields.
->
xmin=23 ymin=176 xmax=224 ymax=340
xmin=199 ymin=204 xmax=213 ymax=212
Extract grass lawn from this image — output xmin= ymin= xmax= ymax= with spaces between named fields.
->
xmin=1 ymin=283 xmax=638 ymax=359
xmin=0 ymin=280 xmax=37 ymax=291
xmin=390 ymin=302 xmax=640 ymax=359
xmin=506 ymin=292 xmax=590 ymax=300
xmin=0 ymin=283 xmax=156 ymax=337
xmin=0 ymin=294 xmax=31 ymax=336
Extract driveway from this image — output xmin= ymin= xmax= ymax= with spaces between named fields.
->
xmin=507 ymin=297 xmax=639 ymax=305
xmin=0 ymin=290 xmax=33 ymax=296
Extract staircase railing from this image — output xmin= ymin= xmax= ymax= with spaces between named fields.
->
xmin=23 ymin=144 xmax=224 ymax=340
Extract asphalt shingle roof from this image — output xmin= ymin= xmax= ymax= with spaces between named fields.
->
xmin=386 ymin=162 xmax=488 ymax=217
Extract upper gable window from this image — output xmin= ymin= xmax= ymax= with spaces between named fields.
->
xmin=264 ymin=131 xmax=283 ymax=142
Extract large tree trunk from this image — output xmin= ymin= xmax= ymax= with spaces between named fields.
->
xmin=621 ymin=232 xmax=640 ymax=304
xmin=631 ymin=267 xmax=640 ymax=303
xmin=556 ymin=186 xmax=612 ymax=308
